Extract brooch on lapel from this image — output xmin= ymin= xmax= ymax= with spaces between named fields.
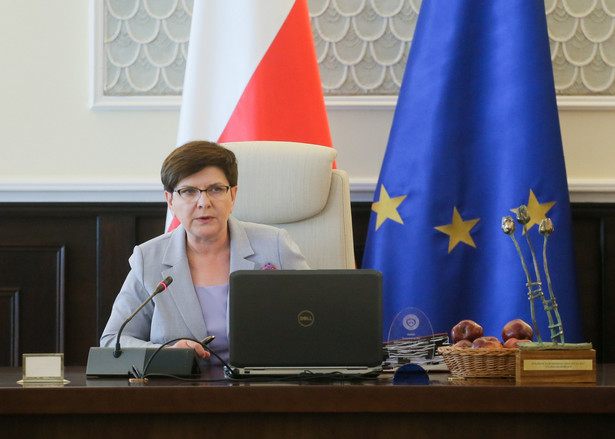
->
xmin=261 ymin=263 xmax=277 ymax=270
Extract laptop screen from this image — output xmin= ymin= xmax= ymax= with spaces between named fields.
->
xmin=228 ymin=269 xmax=383 ymax=371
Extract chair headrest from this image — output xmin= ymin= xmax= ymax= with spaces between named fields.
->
xmin=223 ymin=141 xmax=337 ymax=224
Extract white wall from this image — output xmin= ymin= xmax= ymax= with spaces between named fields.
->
xmin=1 ymin=1 xmax=614 ymax=203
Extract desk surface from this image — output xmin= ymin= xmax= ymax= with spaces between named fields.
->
xmin=2 ymin=364 xmax=615 ymax=415
xmin=3 ymin=365 xmax=615 ymax=439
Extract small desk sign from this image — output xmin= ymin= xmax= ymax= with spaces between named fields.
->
xmin=17 ymin=354 xmax=69 ymax=386
xmin=516 ymin=348 xmax=596 ymax=384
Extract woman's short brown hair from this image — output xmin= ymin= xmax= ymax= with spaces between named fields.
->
xmin=160 ymin=141 xmax=238 ymax=192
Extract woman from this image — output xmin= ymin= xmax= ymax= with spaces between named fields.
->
xmin=100 ymin=141 xmax=309 ymax=363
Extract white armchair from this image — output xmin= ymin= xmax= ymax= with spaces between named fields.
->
xmin=223 ymin=141 xmax=355 ymax=269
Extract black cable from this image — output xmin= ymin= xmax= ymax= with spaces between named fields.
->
xmin=139 ymin=373 xmax=229 ymax=383
xmin=139 ymin=336 xmax=235 ymax=379
xmin=139 ymin=337 xmax=187 ymax=378
xmin=136 ymin=336 xmax=381 ymax=383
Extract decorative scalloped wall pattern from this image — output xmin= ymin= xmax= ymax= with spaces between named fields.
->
xmin=104 ymin=0 xmax=192 ymax=95
xmin=102 ymin=0 xmax=615 ymax=97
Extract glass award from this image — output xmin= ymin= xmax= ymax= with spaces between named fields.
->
xmin=385 ymin=307 xmax=440 ymax=365
xmin=387 ymin=307 xmax=434 ymax=341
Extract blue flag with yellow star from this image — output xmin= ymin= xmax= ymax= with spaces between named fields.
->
xmin=362 ymin=0 xmax=583 ymax=344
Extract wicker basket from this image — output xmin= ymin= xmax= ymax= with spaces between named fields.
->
xmin=437 ymin=346 xmax=517 ymax=378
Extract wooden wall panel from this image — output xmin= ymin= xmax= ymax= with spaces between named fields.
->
xmin=0 ymin=288 xmax=19 ymax=366
xmin=571 ymin=217 xmax=603 ymax=358
xmin=0 ymin=204 xmax=166 ymax=366
xmin=351 ymin=203 xmax=372 ymax=268
xmin=0 ymin=202 xmax=613 ymax=365
xmin=0 ymin=246 xmax=65 ymax=366
xmin=570 ymin=204 xmax=615 ymax=362
xmin=96 ymin=214 xmax=137 ymax=337
xmin=95 ymin=212 xmax=168 ymax=336
xmin=603 ymin=216 xmax=615 ymax=362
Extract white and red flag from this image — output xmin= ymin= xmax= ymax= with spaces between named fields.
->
xmin=168 ymin=0 xmax=332 ymax=230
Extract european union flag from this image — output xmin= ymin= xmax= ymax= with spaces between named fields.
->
xmin=362 ymin=0 xmax=583 ymax=343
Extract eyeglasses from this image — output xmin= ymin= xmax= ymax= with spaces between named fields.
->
xmin=173 ymin=185 xmax=231 ymax=202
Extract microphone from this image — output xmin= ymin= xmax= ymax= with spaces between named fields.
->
xmin=113 ymin=276 xmax=173 ymax=358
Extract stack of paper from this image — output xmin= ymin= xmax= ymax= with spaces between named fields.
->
xmin=383 ymin=333 xmax=449 ymax=368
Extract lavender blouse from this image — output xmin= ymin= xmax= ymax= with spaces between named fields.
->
xmin=194 ymin=284 xmax=230 ymax=363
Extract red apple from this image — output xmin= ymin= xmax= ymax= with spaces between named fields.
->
xmin=503 ymin=338 xmax=532 ymax=349
xmin=501 ymin=319 xmax=533 ymax=342
xmin=451 ymin=320 xmax=484 ymax=343
xmin=471 ymin=336 xmax=503 ymax=349
xmin=453 ymin=339 xmax=472 ymax=348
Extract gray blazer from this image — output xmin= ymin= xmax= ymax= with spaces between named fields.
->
xmin=100 ymin=216 xmax=309 ymax=348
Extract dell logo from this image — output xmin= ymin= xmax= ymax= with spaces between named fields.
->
xmin=297 ymin=310 xmax=315 ymax=327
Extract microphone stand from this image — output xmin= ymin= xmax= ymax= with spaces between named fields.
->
xmin=113 ymin=285 xmax=166 ymax=358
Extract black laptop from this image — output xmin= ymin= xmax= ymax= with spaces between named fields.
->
xmin=226 ymin=269 xmax=383 ymax=378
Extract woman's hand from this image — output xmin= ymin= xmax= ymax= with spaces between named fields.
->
xmin=170 ymin=339 xmax=210 ymax=359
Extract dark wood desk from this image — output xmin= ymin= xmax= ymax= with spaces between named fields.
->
xmin=2 ymin=365 xmax=615 ymax=438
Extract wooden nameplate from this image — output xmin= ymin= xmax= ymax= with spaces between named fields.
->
xmin=515 ymin=343 xmax=596 ymax=384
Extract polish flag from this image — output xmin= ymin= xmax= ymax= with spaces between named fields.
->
xmin=168 ymin=0 xmax=332 ymax=230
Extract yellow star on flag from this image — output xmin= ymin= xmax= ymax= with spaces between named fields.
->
xmin=371 ymin=185 xmax=407 ymax=230
xmin=435 ymin=207 xmax=480 ymax=253
xmin=511 ymin=189 xmax=556 ymax=231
